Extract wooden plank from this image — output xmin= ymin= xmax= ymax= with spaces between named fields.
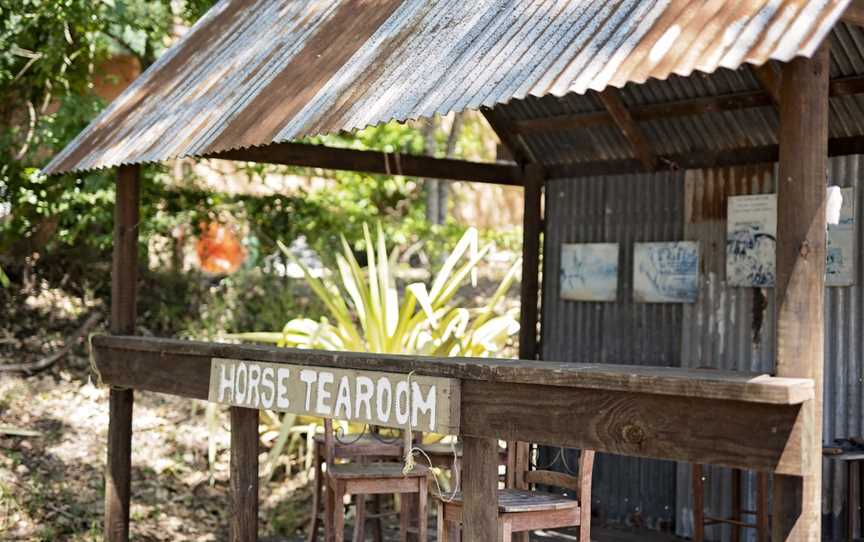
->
xmin=205 ymin=141 xmax=521 ymax=186
xmin=772 ymin=44 xmax=830 ymax=541
xmin=459 ymin=381 xmax=807 ymax=475
xmin=462 ymin=437 xmax=499 ymax=541
xmin=105 ymin=164 xmax=139 ymax=542
xmin=91 ymin=335 xmax=815 ymax=405
xmin=842 ymin=0 xmax=864 ymax=26
xmin=514 ymin=75 xmax=864 ymax=135
xmin=230 ymin=407 xmax=258 ymax=542
xmin=523 ymin=470 xmax=582 ymax=494
xmin=598 ymin=88 xmax=656 ymax=171
xmin=546 ymin=135 xmax=864 ymax=179
xmin=208 ymin=358 xmax=461 ymax=434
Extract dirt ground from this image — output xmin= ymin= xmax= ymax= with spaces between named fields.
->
xmin=0 ymin=368 xmax=317 ymax=541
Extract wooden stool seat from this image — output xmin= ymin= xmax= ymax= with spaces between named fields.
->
xmin=442 ymin=489 xmax=580 ymax=513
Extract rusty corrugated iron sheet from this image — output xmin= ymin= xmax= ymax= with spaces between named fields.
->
xmin=46 ymin=0 xmax=851 ymax=175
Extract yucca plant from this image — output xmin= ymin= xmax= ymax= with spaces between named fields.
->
xmin=234 ymin=224 xmax=521 ymax=357
xmin=228 ymin=224 xmax=520 ymax=481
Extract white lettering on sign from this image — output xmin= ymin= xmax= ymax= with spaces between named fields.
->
xmin=208 ymin=358 xmax=460 ymax=434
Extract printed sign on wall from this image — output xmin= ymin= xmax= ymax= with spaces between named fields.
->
xmin=633 ymin=242 xmax=699 ymax=303
xmin=726 ymin=194 xmax=777 ymax=287
xmin=208 ymin=358 xmax=460 ymax=434
xmin=827 ymin=187 xmax=856 ymax=286
xmin=560 ymin=243 xmax=619 ymax=302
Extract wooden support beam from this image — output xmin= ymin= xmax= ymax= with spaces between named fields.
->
xmin=513 ymin=75 xmax=864 ymax=135
xmin=462 ymin=437 xmax=500 ymax=541
xmin=772 ymin=45 xmax=829 ymax=541
xmin=91 ymin=335 xmax=815 ymax=406
xmin=598 ymin=88 xmax=656 ymax=171
xmin=205 ymin=141 xmax=521 ymax=186
xmin=752 ymin=63 xmax=781 ymax=104
xmin=105 ymin=164 xmax=140 ymax=542
xmin=230 ymin=407 xmax=259 ymax=542
xmin=519 ymin=164 xmax=543 ymax=361
xmin=842 ymin=0 xmax=864 ymax=26
xmin=482 ymin=106 xmax=535 ymax=166
xmin=460 ymin=381 xmax=805 ymax=475
xmin=544 ymin=134 xmax=864 ymax=179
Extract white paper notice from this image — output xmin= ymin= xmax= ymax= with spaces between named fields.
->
xmin=827 ymin=187 xmax=855 ymax=286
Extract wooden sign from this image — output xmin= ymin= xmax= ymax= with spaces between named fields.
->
xmin=208 ymin=358 xmax=460 ymax=434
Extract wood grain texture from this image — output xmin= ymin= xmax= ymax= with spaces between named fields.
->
xmin=105 ymin=389 xmax=133 ymax=542
xmin=208 ymin=358 xmax=461 ymax=434
xmin=206 ymin=141 xmax=520 ymax=186
xmin=773 ymin=44 xmax=830 ymax=542
xmin=105 ymin=164 xmax=140 ymax=542
xmin=462 ymin=437 xmax=499 ymax=542
xmin=460 ymin=381 xmax=806 ymax=475
xmin=230 ymin=407 xmax=259 ymax=542
xmin=519 ymin=163 xmax=543 ymax=362
xmin=91 ymin=335 xmax=814 ymax=405
xmin=110 ymin=165 xmax=140 ymax=336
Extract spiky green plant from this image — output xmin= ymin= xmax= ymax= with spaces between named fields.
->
xmin=227 ymin=224 xmax=520 ymax=481
xmin=234 ymin=224 xmax=520 ymax=357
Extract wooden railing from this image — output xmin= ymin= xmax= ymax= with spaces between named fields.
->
xmin=91 ymin=335 xmax=815 ymax=541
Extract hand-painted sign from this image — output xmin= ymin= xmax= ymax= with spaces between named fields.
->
xmin=560 ymin=243 xmax=619 ymax=302
xmin=208 ymin=358 xmax=460 ymax=434
xmin=633 ymin=241 xmax=699 ymax=303
xmin=727 ymin=194 xmax=777 ymax=287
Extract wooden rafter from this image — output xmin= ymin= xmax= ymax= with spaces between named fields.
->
xmin=597 ymin=88 xmax=656 ymax=171
xmin=481 ymin=106 xmax=535 ymax=166
xmin=514 ymin=75 xmax=864 ymax=134
xmin=544 ymin=134 xmax=864 ymax=179
xmin=842 ymin=0 xmax=864 ymax=26
xmin=205 ymin=141 xmax=521 ymax=185
xmin=752 ymin=63 xmax=781 ymax=104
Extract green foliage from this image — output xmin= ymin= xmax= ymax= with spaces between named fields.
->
xmin=234 ymin=225 xmax=520 ymax=357
xmin=1 ymin=0 xmax=218 ymax=260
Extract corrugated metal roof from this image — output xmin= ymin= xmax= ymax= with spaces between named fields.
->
xmin=45 ymin=0 xmax=851 ymax=175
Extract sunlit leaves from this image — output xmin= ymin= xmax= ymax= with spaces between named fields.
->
xmin=233 ymin=225 xmax=520 ymax=358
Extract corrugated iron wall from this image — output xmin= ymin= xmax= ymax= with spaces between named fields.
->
xmin=542 ymin=171 xmax=684 ymax=530
xmin=542 ymin=156 xmax=864 ymax=540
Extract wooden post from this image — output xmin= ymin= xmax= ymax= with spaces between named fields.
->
xmin=773 ymin=44 xmax=829 ymax=541
xmin=519 ymin=163 xmax=543 ymax=361
xmin=463 ymin=436 xmax=500 ymax=541
xmin=230 ymin=407 xmax=259 ymax=541
xmin=105 ymin=164 xmax=140 ymax=542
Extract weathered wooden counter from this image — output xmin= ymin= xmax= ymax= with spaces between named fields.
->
xmin=92 ymin=335 xmax=815 ymax=540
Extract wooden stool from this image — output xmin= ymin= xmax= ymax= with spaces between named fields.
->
xmin=692 ymin=464 xmax=769 ymax=542
xmin=327 ymin=462 xmax=429 ymax=542
xmin=308 ymin=430 xmax=402 ymax=542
